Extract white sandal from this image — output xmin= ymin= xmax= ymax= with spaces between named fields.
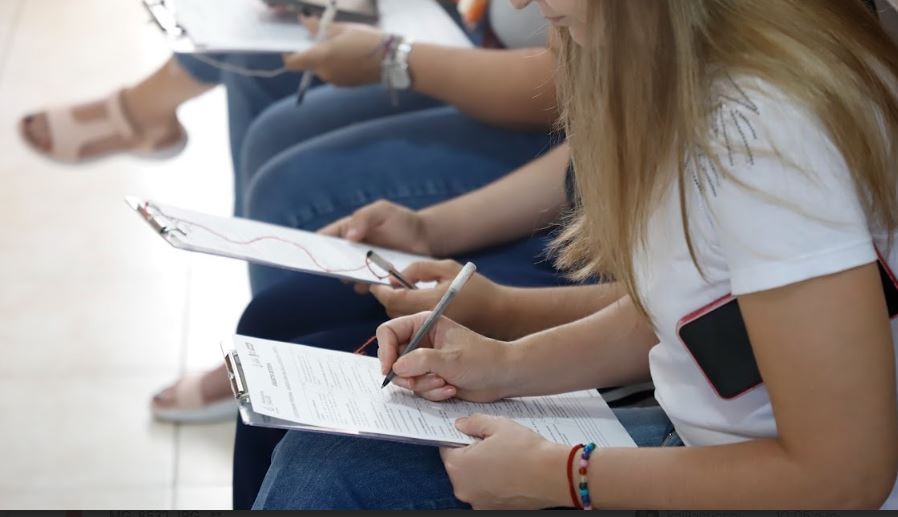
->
xmin=151 ymin=372 xmax=238 ymax=424
xmin=19 ymin=89 xmax=187 ymax=164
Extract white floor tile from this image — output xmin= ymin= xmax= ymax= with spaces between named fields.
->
xmin=176 ymin=421 xmax=236 ymax=487
xmin=0 ymin=0 xmax=245 ymax=507
xmin=173 ymin=485 xmax=232 ymax=510
xmin=0 ymin=487 xmax=172 ymax=509
xmin=0 ymin=374 xmax=176 ymax=490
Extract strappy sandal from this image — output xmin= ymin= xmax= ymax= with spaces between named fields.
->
xmin=151 ymin=372 xmax=238 ymax=424
xmin=18 ymin=89 xmax=187 ymax=164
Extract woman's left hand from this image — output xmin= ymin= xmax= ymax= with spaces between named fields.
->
xmin=439 ymin=414 xmax=570 ymax=510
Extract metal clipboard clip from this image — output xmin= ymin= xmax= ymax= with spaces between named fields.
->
xmin=223 ymin=349 xmax=250 ymax=403
xmin=132 ymin=199 xmax=187 ymax=239
xmin=141 ymin=0 xmax=197 ymax=52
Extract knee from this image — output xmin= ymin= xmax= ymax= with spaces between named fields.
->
xmin=244 ymin=153 xmax=343 ymax=230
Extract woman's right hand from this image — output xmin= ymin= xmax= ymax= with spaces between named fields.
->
xmin=283 ymin=16 xmax=386 ymax=87
xmin=318 ymin=199 xmax=434 ymax=256
xmin=376 ymin=313 xmax=518 ymax=403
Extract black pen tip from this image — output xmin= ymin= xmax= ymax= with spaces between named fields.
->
xmin=381 ymin=377 xmax=391 ymax=389
xmin=366 ymin=250 xmax=374 ymax=258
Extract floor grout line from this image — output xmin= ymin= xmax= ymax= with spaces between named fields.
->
xmin=0 ymin=0 xmax=25 ymax=89
xmin=171 ymin=263 xmax=193 ymax=507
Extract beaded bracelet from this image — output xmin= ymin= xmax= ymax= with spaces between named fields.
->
xmin=578 ymin=442 xmax=597 ymax=510
xmin=566 ymin=444 xmax=585 ymax=509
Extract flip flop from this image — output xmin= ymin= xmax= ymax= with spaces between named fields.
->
xmin=18 ymin=89 xmax=187 ymax=164
xmin=151 ymin=372 xmax=238 ymax=424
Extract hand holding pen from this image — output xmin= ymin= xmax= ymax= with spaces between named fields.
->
xmin=294 ymin=0 xmax=339 ymax=104
xmin=374 ymin=269 xmax=516 ymax=402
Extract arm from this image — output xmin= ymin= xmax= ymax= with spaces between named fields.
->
xmin=320 ymin=143 xmax=570 ymax=257
xmin=407 ymin=45 xmax=556 ymax=128
xmin=441 ymin=263 xmax=897 ymax=509
xmin=284 ymin=19 xmax=557 ymax=129
xmin=422 ymin=142 xmax=569 ymax=256
xmin=373 ymin=259 xmax=625 ymax=340
xmin=575 ymin=263 xmax=898 ymax=509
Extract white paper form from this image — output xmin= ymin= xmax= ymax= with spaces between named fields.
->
xmin=233 ymin=335 xmax=637 ymax=448
xmin=127 ymin=197 xmax=431 ymax=286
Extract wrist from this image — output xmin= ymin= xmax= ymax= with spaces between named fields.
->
xmin=482 ymin=284 xmax=515 ymax=339
xmin=537 ymin=441 xmax=574 ymax=508
xmin=418 ymin=208 xmax=451 ymax=256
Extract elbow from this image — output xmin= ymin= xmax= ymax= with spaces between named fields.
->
xmin=816 ymin=447 xmax=897 ymax=509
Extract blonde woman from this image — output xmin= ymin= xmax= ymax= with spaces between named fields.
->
xmin=251 ymin=0 xmax=898 ymax=509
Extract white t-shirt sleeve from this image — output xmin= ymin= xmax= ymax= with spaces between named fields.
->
xmin=702 ymin=79 xmax=876 ymax=295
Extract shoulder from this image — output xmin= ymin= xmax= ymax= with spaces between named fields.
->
xmin=691 ymin=74 xmax=846 ymax=197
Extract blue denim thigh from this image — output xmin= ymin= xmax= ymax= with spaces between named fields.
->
xmin=243 ymin=104 xmax=555 ymax=293
xmin=251 ymin=406 xmax=680 ymax=509
xmin=253 ymin=430 xmax=469 ymax=510
xmin=238 ymin=85 xmax=444 ymax=195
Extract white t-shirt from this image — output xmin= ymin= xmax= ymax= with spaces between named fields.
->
xmin=488 ymin=0 xmax=547 ymax=49
xmin=633 ymin=75 xmax=898 ymax=508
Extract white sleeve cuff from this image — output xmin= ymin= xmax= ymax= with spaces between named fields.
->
xmin=729 ymin=239 xmax=877 ymax=295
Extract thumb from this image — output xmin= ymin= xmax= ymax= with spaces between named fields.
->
xmin=454 ymin=414 xmax=501 ymax=439
xmin=401 ymin=260 xmax=461 ymax=283
xmin=283 ymin=44 xmax=328 ymax=71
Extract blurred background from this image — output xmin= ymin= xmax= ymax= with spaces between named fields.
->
xmin=0 ymin=0 xmax=249 ymax=508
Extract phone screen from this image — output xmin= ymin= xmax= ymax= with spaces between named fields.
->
xmin=677 ymin=257 xmax=898 ymax=399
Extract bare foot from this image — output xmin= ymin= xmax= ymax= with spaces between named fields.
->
xmin=152 ymin=364 xmax=232 ymax=408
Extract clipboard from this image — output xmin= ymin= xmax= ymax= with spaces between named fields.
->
xmin=221 ymin=335 xmax=639 ymax=449
xmin=142 ymin=0 xmax=473 ymax=54
xmin=127 ymin=196 xmax=432 ymax=286
xmin=142 ymin=0 xmax=317 ymax=53
xmin=220 ymin=340 xmax=469 ymax=447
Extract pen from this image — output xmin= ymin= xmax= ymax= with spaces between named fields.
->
xmin=295 ymin=0 xmax=338 ymax=105
xmin=381 ymin=262 xmax=477 ymax=388
xmin=367 ymin=250 xmax=417 ymax=290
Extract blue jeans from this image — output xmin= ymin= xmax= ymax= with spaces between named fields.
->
xmin=252 ymin=406 xmax=681 ymax=509
xmin=242 ymin=100 xmax=557 ymax=293
xmin=174 ymin=54 xmax=442 ymax=216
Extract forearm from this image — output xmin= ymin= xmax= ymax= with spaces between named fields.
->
xmin=421 ymin=143 xmax=570 ymax=257
xmin=486 ymin=283 xmax=625 ymax=341
xmin=408 ymin=45 xmax=557 ymax=129
xmin=504 ymin=295 xmax=658 ymax=398
xmin=541 ymin=438 xmax=880 ymax=509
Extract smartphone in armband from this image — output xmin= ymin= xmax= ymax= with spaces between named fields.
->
xmin=677 ymin=255 xmax=898 ymax=400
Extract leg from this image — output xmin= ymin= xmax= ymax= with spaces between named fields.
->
xmin=20 ymin=55 xmax=211 ymax=161
xmin=244 ymin=104 xmax=556 ymax=293
xmin=252 ymin=404 xmax=678 ymax=509
xmin=235 ymin=85 xmax=443 ymax=215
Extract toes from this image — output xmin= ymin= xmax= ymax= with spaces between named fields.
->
xmin=21 ymin=113 xmax=52 ymax=151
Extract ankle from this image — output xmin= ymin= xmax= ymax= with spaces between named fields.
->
xmin=120 ymin=86 xmax=179 ymax=136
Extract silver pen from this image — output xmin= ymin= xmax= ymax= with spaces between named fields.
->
xmin=295 ymin=0 xmax=338 ymax=105
xmin=381 ymin=262 xmax=477 ymax=388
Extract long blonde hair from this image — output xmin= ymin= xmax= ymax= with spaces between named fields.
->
xmin=553 ymin=0 xmax=898 ymax=313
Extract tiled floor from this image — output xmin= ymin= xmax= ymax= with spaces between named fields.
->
xmin=0 ymin=0 xmax=248 ymax=509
